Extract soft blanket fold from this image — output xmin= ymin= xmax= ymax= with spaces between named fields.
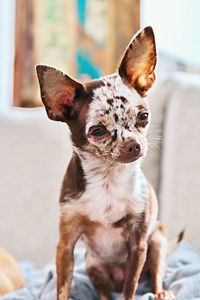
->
xmin=1 ymin=242 xmax=200 ymax=300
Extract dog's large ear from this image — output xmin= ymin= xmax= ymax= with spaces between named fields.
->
xmin=36 ymin=65 xmax=84 ymax=121
xmin=118 ymin=26 xmax=156 ymax=96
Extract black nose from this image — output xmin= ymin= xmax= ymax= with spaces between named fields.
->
xmin=123 ymin=139 xmax=141 ymax=156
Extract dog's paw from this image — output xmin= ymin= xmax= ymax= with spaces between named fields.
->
xmin=154 ymin=290 xmax=175 ymax=300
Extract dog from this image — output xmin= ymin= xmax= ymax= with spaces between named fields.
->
xmin=0 ymin=248 xmax=25 ymax=295
xmin=36 ymin=27 xmax=174 ymax=300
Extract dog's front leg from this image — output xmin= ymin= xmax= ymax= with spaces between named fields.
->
xmin=56 ymin=215 xmax=85 ymax=300
xmin=122 ymin=235 xmax=148 ymax=300
xmin=149 ymin=223 xmax=175 ymax=300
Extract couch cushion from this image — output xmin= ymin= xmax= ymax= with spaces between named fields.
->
xmin=0 ymin=108 xmax=71 ymax=266
xmin=160 ymin=73 xmax=200 ymax=251
xmin=143 ymin=78 xmax=178 ymax=194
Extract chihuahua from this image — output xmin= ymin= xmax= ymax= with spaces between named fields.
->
xmin=36 ymin=27 xmax=174 ymax=300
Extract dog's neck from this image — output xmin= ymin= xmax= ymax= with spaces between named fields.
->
xmin=75 ymin=148 xmax=147 ymax=202
xmin=76 ymin=147 xmax=141 ymax=177
xmin=68 ymin=149 xmax=148 ymax=224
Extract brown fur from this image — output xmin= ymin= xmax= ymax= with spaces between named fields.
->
xmin=56 ymin=215 xmax=87 ymax=299
xmin=36 ymin=27 xmax=174 ymax=300
xmin=60 ymin=152 xmax=86 ymax=202
xmin=119 ymin=27 xmax=156 ymax=96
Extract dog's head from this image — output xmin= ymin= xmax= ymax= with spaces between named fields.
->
xmin=36 ymin=27 xmax=156 ymax=164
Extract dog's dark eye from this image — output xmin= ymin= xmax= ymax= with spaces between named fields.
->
xmin=138 ymin=112 xmax=149 ymax=120
xmin=91 ymin=128 xmax=106 ymax=137
xmin=136 ymin=112 xmax=149 ymax=128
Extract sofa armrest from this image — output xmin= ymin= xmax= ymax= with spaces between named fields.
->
xmin=159 ymin=73 xmax=200 ymax=251
xmin=0 ymin=108 xmax=71 ymax=266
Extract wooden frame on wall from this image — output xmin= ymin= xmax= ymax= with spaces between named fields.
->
xmin=13 ymin=0 xmax=140 ymax=108
xmin=14 ymin=0 xmax=36 ymax=107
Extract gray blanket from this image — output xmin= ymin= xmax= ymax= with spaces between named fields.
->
xmin=1 ymin=242 xmax=200 ymax=300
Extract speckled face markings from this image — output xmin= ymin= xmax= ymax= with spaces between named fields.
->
xmin=85 ymin=74 xmax=150 ymax=162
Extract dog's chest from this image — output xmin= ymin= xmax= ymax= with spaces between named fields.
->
xmin=68 ymin=161 xmax=146 ymax=225
xmin=83 ymin=163 xmax=129 ymax=223
xmin=84 ymin=224 xmax=128 ymax=263
xmin=62 ymin=157 xmax=147 ymax=227
xmin=81 ymin=181 xmax=128 ymax=224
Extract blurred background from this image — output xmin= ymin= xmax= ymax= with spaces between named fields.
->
xmin=1 ymin=0 xmax=200 ymax=109
xmin=0 ymin=0 xmax=200 ymax=267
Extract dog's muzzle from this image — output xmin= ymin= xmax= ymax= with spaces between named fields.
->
xmin=118 ymin=139 xmax=142 ymax=163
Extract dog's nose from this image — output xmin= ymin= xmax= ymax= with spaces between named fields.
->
xmin=122 ymin=139 xmax=141 ymax=156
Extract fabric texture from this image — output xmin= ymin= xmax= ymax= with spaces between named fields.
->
xmin=159 ymin=73 xmax=200 ymax=252
xmin=40 ymin=242 xmax=200 ymax=300
xmin=1 ymin=241 xmax=199 ymax=300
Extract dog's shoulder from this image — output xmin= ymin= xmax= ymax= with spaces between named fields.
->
xmin=60 ymin=152 xmax=86 ymax=202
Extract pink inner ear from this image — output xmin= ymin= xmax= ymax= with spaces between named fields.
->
xmin=54 ymin=89 xmax=74 ymax=109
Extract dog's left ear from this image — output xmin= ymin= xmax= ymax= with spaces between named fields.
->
xmin=36 ymin=65 xmax=85 ymax=122
xmin=118 ymin=26 xmax=156 ymax=96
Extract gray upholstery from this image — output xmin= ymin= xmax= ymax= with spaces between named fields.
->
xmin=0 ymin=73 xmax=200 ymax=266
xmin=159 ymin=74 xmax=200 ymax=250
xmin=0 ymin=109 xmax=70 ymax=266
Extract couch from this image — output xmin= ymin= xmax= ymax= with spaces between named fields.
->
xmin=0 ymin=72 xmax=200 ymax=267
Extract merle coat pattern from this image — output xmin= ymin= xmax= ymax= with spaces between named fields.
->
xmin=36 ymin=27 xmax=174 ymax=300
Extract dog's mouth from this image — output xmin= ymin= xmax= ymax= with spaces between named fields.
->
xmin=115 ymin=152 xmax=143 ymax=164
xmin=85 ymin=140 xmax=145 ymax=164
xmin=100 ymin=151 xmax=143 ymax=164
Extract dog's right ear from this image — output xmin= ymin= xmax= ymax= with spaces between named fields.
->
xmin=36 ymin=65 xmax=84 ymax=122
xmin=118 ymin=26 xmax=156 ymax=96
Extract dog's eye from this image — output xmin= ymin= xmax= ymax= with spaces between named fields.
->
xmin=138 ymin=112 xmax=149 ymax=120
xmin=91 ymin=128 xmax=106 ymax=137
xmin=136 ymin=112 xmax=149 ymax=128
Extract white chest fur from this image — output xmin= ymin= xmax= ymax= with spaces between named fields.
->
xmin=63 ymin=154 xmax=148 ymax=225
